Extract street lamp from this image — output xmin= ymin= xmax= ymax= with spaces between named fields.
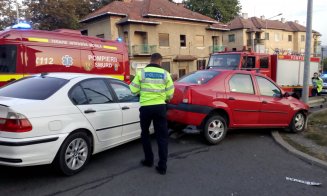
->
xmin=265 ymin=13 xmax=283 ymax=53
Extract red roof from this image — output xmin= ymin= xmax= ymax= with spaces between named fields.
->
xmin=228 ymin=16 xmax=320 ymax=34
xmin=81 ymin=0 xmax=227 ymax=28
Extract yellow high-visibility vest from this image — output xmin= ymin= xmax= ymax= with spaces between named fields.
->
xmin=129 ymin=64 xmax=174 ymax=106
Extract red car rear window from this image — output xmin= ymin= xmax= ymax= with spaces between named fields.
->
xmin=178 ymin=70 xmax=219 ymax=85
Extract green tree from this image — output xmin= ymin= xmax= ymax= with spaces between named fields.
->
xmin=22 ymin=0 xmax=120 ymax=30
xmin=91 ymin=0 xmax=120 ymax=11
xmin=183 ymin=0 xmax=242 ymax=23
xmin=23 ymin=0 xmax=89 ymax=30
xmin=0 ymin=0 xmax=21 ymax=30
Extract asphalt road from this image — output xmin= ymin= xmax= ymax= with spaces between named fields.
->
xmin=1 ymin=130 xmax=327 ymax=196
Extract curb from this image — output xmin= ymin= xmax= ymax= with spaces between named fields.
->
xmin=271 ymin=100 xmax=327 ymax=170
xmin=272 ymin=130 xmax=327 ymax=170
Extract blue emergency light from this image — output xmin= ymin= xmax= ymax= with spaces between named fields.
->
xmin=117 ymin=37 xmax=123 ymax=42
xmin=11 ymin=22 xmax=32 ymax=29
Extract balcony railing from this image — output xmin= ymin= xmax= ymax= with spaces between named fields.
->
xmin=132 ymin=45 xmax=157 ymax=55
xmin=247 ymin=39 xmax=265 ymax=46
xmin=209 ymin=45 xmax=226 ymax=53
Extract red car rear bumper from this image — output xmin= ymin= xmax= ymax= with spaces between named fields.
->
xmin=167 ymin=104 xmax=210 ymax=126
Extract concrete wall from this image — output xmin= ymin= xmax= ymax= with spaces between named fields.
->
xmin=84 ymin=17 xmax=225 ymax=77
xmin=222 ymin=29 xmax=245 ymax=51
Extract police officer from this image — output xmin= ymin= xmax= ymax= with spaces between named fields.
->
xmin=129 ymin=53 xmax=174 ymax=175
xmin=311 ymin=72 xmax=323 ymax=96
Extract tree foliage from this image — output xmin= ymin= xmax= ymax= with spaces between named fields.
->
xmin=20 ymin=0 xmax=119 ymax=30
xmin=0 ymin=0 xmax=21 ymax=30
xmin=183 ymin=0 xmax=242 ymax=23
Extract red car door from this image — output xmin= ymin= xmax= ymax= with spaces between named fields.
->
xmin=255 ymin=76 xmax=290 ymax=126
xmin=226 ymin=73 xmax=261 ymax=127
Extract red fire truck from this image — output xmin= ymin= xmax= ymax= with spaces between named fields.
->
xmin=207 ymin=51 xmax=320 ymax=96
xmin=0 ymin=28 xmax=130 ymax=86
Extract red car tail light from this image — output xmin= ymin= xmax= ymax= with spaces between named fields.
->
xmin=182 ymin=86 xmax=192 ymax=104
xmin=0 ymin=112 xmax=32 ymax=132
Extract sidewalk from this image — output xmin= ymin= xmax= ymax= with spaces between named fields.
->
xmin=272 ymin=107 xmax=327 ymax=170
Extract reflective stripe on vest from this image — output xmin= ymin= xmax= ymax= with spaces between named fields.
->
xmin=165 ymin=85 xmax=174 ymax=91
xmin=142 ymin=78 xmax=166 ymax=84
xmin=130 ymin=82 xmax=140 ymax=88
xmin=141 ymin=87 xmax=166 ymax=93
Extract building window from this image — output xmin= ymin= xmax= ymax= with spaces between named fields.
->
xmin=274 ymin=33 xmax=280 ymax=42
xmin=197 ymin=60 xmax=206 ymax=70
xmin=161 ymin=62 xmax=170 ymax=72
xmin=265 ymin=33 xmax=269 ymax=40
xmin=228 ymin=34 xmax=235 ymax=42
xmin=96 ymin=34 xmax=105 ymax=38
xmin=159 ymin=33 xmax=169 ymax=47
xmin=195 ymin=35 xmax=204 ymax=46
xmin=124 ymin=32 xmax=129 ymax=43
xmin=288 ymin=35 xmax=292 ymax=42
xmin=301 ymin=35 xmax=305 ymax=42
xmin=180 ymin=35 xmax=186 ymax=47
xmin=179 ymin=69 xmax=186 ymax=77
xmin=212 ymin=36 xmax=219 ymax=45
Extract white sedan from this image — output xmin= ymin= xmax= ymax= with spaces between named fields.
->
xmin=0 ymin=73 xmax=147 ymax=175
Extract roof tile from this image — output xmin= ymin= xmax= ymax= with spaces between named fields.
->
xmin=227 ymin=16 xmax=319 ymax=33
xmin=82 ymin=0 xmax=224 ymax=25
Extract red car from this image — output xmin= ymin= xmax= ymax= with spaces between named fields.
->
xmin=167 ymin=70 xmax=309 ymax=144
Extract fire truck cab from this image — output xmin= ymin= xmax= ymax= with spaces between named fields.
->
xmin=0 ymin=28 xmax=130 ymax=86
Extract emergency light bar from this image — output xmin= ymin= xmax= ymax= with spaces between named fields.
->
xmin=11 ymin=22 xmax=32 ymax=29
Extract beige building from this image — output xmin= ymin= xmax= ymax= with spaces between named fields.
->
xmin=224 ymin=13 xmax=321 ymax=56
xmin=80 ymin=0 xmax=228 ymax=77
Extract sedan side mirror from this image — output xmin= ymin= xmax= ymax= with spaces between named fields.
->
xmin=283 ymin=92 xmax=290 ymax=98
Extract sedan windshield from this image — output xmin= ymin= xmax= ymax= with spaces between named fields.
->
xmin=0 ymin=76 xmax=68 ymax=100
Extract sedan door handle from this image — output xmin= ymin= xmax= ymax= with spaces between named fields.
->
xmin=122 ymin=106 xmax=130 ymax=110
xmin=262 ymin=100 xmax=268 ymax=104
xmin=84 ymin=109 xmax=96 ymax=114
xmin=228 ymin=97 xmax=236 ymax=100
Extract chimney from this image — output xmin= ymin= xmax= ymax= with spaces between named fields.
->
xmin=242 ymin=13 xmax=248 ymax=19
xmin=281 ymin=18 xmax=285 ymax=23
xmin=260 ymin=15 xmax=265 ymax=20
xmin=295 ymin=20 xmax=299 ymax=24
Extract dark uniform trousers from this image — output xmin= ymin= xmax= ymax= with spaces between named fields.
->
xmin=139 ymin=104 xmax=168 ymax=170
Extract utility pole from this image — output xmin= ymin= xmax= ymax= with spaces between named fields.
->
xmin=302 ymin=0 xmax=313 ymax=103
xmin=322 ymin=47 xmax=325 ymax=73
xmin=16 ymin=0 xmax=19 ymax=23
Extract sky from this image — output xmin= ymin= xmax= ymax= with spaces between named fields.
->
xmin=174 ymin=0 xmax=327 ymax=46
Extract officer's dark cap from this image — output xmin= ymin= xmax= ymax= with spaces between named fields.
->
xmin=151 ymin=53 xmax=163 ymax=62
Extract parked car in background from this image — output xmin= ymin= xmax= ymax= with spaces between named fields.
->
xmin=0 ymin=73 xmax=143 ymax=175
xmin=167 ymin=70 xmax=309 ymax=145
